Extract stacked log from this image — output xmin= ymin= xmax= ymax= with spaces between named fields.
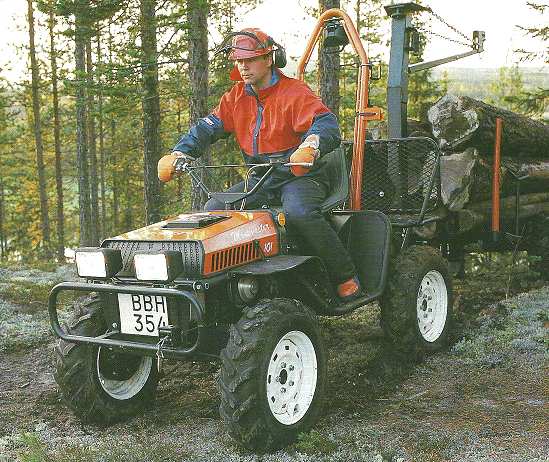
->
xmin=427 ymin=94 xmax=549 ymax=235
xmin=456 ymin=193 xmax=549 ymax=234
xmin=440 ymin=149 xmax=549 ymax=211
xmin=428 ymin=94 xmax=549 ymax=158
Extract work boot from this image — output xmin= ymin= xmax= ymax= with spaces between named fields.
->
xmin=337 ymin=275 xmax=363 ymax=302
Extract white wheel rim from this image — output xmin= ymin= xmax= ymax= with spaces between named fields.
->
xmin=96 ymin=348 xmax=153 ymax=400
xmin=416 ymin=270 xmax=448 ymax=342
xmin=266 ymin=330 xmax=318 ymax=425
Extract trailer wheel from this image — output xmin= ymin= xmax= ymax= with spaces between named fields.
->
xmin=380 ymin=245 xmax=453 ymax=353
xmin=54 ymin=295 xmax=158 ymax=424
xmin=218 ymin=298 xmax=326 ymax=451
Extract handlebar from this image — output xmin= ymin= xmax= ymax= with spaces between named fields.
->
xmin=182 ymin=161 xmax=314 ymax=170
xmin=179 ymin=160 xmax=314 ymax=208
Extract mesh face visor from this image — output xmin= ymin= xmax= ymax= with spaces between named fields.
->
xmin=217 ymin=31 xmax=273 ymax=60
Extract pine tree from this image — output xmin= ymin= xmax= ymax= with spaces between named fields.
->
xmin=514 ymin=1 xmax=548 ymax=119
xmin=73 ymin=0 xmax=93 ymax=246
xmin=87 ymin=38 xmax=100 ymax=243
xmin=488 ymin=66 xmax=527 ymax=113
xmin=188 ymin=0 xmax=210 ymax=211
xmin=319 ymin=0 xmax=341 ymax=116
xmin=140 ymin=0 xmax=163 ymax=224
xmin=27 ymin=0 xmax=51 ymax=252
xmin=46 ymin=0 xmax=65 ymax=260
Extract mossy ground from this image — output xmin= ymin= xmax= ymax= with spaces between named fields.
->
xmin=0 ymin=254 xmax=547 ymax=461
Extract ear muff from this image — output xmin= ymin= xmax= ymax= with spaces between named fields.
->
xmin=266 ymin=36 xmax=287 ymax=68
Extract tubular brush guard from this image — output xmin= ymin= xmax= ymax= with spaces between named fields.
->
xmin=48 ymin=282 xmax=216 ymax=360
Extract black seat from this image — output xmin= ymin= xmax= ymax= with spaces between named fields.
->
xmin=319 ymin=143 xmax=350 ymax=214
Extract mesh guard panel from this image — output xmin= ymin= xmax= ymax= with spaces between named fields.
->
xmin=361 ymin=137 xmax=440 ymax=216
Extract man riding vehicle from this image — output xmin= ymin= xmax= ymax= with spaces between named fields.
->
xmin=158 ymin=28 xmax=362 ymax=301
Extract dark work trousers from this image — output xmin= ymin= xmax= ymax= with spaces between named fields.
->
xmin=204 ymin=174 xmax=357 ymax=285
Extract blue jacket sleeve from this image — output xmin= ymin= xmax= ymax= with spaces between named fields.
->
xmin=303 ymin=112 xmax=341 ymax=155
xmin=172 ymin=114 xmax=229 ymax=158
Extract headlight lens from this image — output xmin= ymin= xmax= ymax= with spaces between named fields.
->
xmin=134 ymin=254 xmax=169 ymax=281
xmin=75 ymin=248 xmax=122 ymax=279
xmin=75 ymin=250 xmax=106 ymax=278
xmin=134 ymin=251 xmax=183 ymax=282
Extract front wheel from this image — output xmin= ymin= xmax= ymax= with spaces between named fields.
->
xmin=218 ymin=298 xmax=326 ymax=451
xmin=54 ymin=295 xmax=158 ymax=424
xmin=380 ymin=245 xmax=453 ymax=353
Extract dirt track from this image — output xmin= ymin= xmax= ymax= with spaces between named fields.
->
xmin=0 ymin=262 xmax=547 ymax=461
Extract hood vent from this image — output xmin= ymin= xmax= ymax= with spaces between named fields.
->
xmin=210 ymin=241 xmax=259 ymax=273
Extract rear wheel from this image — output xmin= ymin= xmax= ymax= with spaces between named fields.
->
xmin=380 ymin=245 xmax=453 ymax=353
xmin=218 ymin=298 xmax=326 ymax=451
xmin=54 ymin=295 xmax=158 ymax=424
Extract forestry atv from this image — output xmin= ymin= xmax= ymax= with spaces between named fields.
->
xmin=48 ymin=6 xmax=465 ymax=451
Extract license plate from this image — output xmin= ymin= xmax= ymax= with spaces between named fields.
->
xmin=118 ymin=294 xmax=169 ymax=336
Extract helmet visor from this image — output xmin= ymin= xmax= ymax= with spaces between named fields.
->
xmin=228 ymin=33 xmax=272 ymax=60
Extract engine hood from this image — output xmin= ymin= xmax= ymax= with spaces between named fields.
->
xmin=103 ymin=211 xmax=281 ymax=275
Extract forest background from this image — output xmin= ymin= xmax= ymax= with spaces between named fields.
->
xmin=0 ymin=0 xmax=547 ymax=263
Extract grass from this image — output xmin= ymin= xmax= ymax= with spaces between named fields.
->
xmin=0 ymin=252 xmax=547 ymax=460
xmin=0 ymin=281 xmax=53 ymax=309
xmin=0 ymin=259 xmax=60 ymax=273
xmin=294 ymin=430 xmax=338 ymax=455
xmin=0 ymin=280 xmax=77 ymax=311
xmin=5 ymin=432 xmax=190 ymax=462
xmin=0 ymin=307 xmax=58 ymax=353
xmin=452 ymin=286 xmax=549 ymax=368
xmin=0 ymin=263 xmax=78 ymax=352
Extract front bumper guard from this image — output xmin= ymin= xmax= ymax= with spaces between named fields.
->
xmin=49 ymin=282 xmax=215 ymax=360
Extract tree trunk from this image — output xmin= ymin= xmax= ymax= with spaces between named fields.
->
xmin=319 ymin=0 xmax=340 ymax=116
xmin=27 ymin=0 xmax=51 ymax=251
xmin=74 ymin=0 xmax=93 ymax=246
xmin=108 ymin=23 xmax=117 ymax=235
xmin=111 ymin=119 xmax=119 ymax=233
xmin=140 ymin=0 xmax=163 ymax=224
xmin=188 ymin=0 xmax=209 ymax=211
xmin=86 ymin=39 xmax=100 ymax=244
xmin=0 ymin=172 xmax=5 ymax=258
xmin=176 ymin=99 xmax=183 ymax=199
xmin=48 ymin=2 xmax=65 ymax=261
xmin=428 ymin=94 xmax=549 ymax=158
xmin=97 ymin=31 xmax=106 ymax=238
xmin=124 ymin=178 xmax=133 ymax=231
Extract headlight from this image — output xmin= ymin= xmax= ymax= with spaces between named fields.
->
xmin=134 ymin=251 xmax=183 ymax=282
xmin=75 ymin=248 xmax=122 ymax=278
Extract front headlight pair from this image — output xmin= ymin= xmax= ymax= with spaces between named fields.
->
xmin=75 ymin=248 xmax=183 ymax=282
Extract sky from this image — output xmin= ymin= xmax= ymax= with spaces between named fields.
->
xmin=235 ymin=0 xmax=547 ymax=70
xmin=0 ymin=0 xmax=546 ymax=82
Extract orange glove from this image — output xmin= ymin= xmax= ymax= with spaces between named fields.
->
xmin=289 ymin=146 xmax=318 ymax=176
xmin=157 ymin=152 xmax=193 ymax=183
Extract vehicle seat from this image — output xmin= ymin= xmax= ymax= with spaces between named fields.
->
xmin=319 ymin=143 xmax=350 ymax=214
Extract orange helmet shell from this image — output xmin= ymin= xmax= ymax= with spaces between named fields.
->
xmin=228 ymin=28 xmax=273 ymax=60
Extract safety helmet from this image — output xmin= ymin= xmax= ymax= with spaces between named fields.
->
xmin=228 ymin=28 xmax=273 ymax=61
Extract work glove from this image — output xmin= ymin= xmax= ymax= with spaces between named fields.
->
xmin=157 ymin=151 xmax=194 ymax=183
xmin=289 ymin=135 xmax=320 ymax=177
